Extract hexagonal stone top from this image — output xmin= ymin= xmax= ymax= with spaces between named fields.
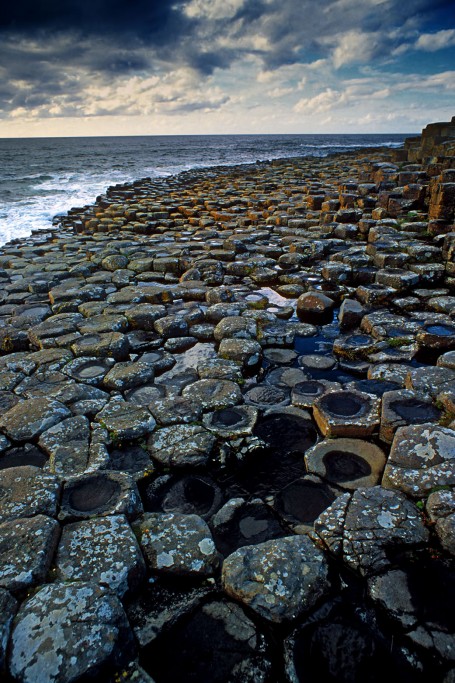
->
xmin=0 ymin=398 xmax=71 ymax=441
xmin=0 ymin=466 xmax=60 ymax=523
xmin=55 ymin=515 xmax=146 ymax=597
xmin=134 ymin=512 xmax=219 ymax=577
xmin=382 ymin=423 xmax=455 ymax=497
xmin=9 ymin=582 xmax=135 ymax=683
xmin=222 ymin=535 xmax=330 ymax=623
xmin=0 ymin=515 xmax=60 ymax=592
xmin=314 ymin=486 xmax=429 ymax=576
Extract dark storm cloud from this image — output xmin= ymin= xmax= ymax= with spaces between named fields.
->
xmin=0 ymin=0 xmax=453 ymax=119
xmin=0 ymin=0 xmax=182 ymax=40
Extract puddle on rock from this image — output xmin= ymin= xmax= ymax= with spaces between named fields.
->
xmin=67 ymin=475 xmax=121 ymax=513
xmin=319 ymin=392 xmax=367 ymax=418
xmin=425 ymin=324 xmax=455 ymax=337
xmin=212 ymin=499 xmax=287 ymax=556
xmin=253 ymin=412 xmax=318 ymax=456
xmin=0 ymin=445 xmax=47 ymax=469
xmin=389 ymin=398 xmax=441 ymax=422
xmin=322 ymin=451 xmax=372 ymax=483
xmin=109 ymin=445 xmax=151 ymax=476
xmin=141 ymin=474 xmax=223 ymax=520
xmin=274 ymin=479 xmax=336 ymax=526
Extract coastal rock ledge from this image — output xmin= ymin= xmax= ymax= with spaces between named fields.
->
xmin=0 ymin=117 xmax=454 ymax=682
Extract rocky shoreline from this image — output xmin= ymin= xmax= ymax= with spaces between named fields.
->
xmin=0 ymin=119 xmax=454 ymax=683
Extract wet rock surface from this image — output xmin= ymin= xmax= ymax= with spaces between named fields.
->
xmin=0 ymin=135 xmax=454 ymax=681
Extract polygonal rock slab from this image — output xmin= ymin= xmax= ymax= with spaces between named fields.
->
xmin=291 ymin=379 xmax=341 ymax=409
xmin=0 ymin=398 xmax=71 ymax=441
xmin=181 ymin=379 xmax=241 ymax=411
xmin=211 ymin=497 xmax=287 ymax=556
xmin=141 ymin=473 xmax=222 ymax=520
xmin=382 ymin=423 xmax=455 ymax=497
xmin=332 ymin=334 xmax=379 ymax=361
xmin=147 ymin=424 xmax=216 ymax=469
xmin=222 ymin=535 xmax=330 ymax=623
xmin=203 ymin=405 xmax=258 ymax=437
xmin=273 ymin=477 xmax=337 ymax=532
xmin=214 ymin=316 xmax=257 ymax=341
xmin=71 ymin=332 xmax=130 ymax=360
xmin=305 ymin=439 xmax=387 ymax=490
xmin=313 ymin=390 xmax=381 ymax=438
xmin=244 ymin=383 xmax=290 ymax=409
xmin=102 ymin=360 xmax=155 ymax=391
xmin=296 ymin=292 xmax=335 ymax=325
xmin=38 ymin=415 xmax=91 ymax=477
xmin=96 ymin=400 xmax=156 ymax=440
xmin=9 ymin=582 xmax=135 ymax=683
xmin=405 ymin=366 xmax=455 ymax=398
xmin=55 ymin=515 xmax=146 ymax=597
xmin=126 ymin=578 xmax=211 ymax=647
xmin=134 ymin=512 xmax=219 ymax=576
xmin=149 ymin=396 xmax=202 ymax=425
xmin=314 ymin=486 xmax=429 ymax=576
xmin=0 ymin=465 xmax=60 ymax=523
xmin=379 ymin=389 xmax=442 ymax=444
xmin=27 ymin=312 xmax=84 ymax=347
xmin=62 ymin=356 xmax=115 ymax=386
xmin=218 ymin=338 xmax=262 ymax=369
xmin=416 ymin=322 xmax=455 ymax=352
xmin=0 ymin=515 xmax=60 ymax=592
xmin=59 ymin=471 xmax=143 ymax=521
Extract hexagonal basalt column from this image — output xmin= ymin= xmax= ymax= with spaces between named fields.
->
xmin=333 ymin=334 xmax=379 ymax=361
xmin=203 ymin=405 xmax=258 ymax=437
xmin=291 ymin=379 xmax=341 ymax=409
xmin=382 ymin=423 xmax=455 ymax=497
xmin=379 ymin=389 xmax=442 ymax=443
xmin=313 ymin=390 xmax=381 ymax=438
xmin=305 ymin=438 xmax=387 ymax=490
xmin=59 ymin=471 xmax=143 ymax=522
xmin=273 ymin=476 xmax=337 ymax=533
xmin=416 ymin=322 xmax=455 ymax=353
xmin=141 ymin=474 xmax=223 ymax=520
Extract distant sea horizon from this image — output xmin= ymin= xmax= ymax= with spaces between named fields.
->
xmin=0 ymin=133 xmax=410 ymax=246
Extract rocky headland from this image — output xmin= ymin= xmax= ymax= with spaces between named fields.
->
xmin=0 ymin=118 xmax=454 ymax=683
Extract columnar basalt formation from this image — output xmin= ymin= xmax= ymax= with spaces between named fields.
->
xmin=0 ymin=130 xmax=453 ymax=682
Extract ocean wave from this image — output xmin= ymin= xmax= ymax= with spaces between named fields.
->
xmin=0 ymin=134 xmax=407 ymax=246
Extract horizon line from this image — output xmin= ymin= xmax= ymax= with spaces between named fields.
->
xmin=0 ymin=131 xmax=418 ymax=141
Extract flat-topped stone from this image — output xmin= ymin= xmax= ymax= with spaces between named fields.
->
xmin=0 ymin=515 xmax=60 ymax=592
xmin=134 ymin=512 xmax=219 ymax=577
xmin=305 ymin=438 xmax=387 ymax=490
xmin=382 ymin=423 xmax=455 ymax=497
xmin=0 ymin=398 xmax=71 ymax=442
xmin=314 ymin=486 xmax=429 ymax=576
xmin=0 ymin=466 xmax=60 ymax=522
xmin=222 ymin=535 xmax=330 ymax=623
xmin=9 ymin=582 xmax=135 ymax=683
xmin=55 ymin=514 xmax=146 ymax=597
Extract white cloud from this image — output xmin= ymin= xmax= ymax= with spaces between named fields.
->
xmin=294 ymin=88 xmax=343 ymax=113
xmin=328 ymin=30 xmax=379 ymax=68
xmin=267 ymin=87 xmax=294 ymax=98
xmin=415 ymin=29 xmax=455 ymax=52
xmin=183 ymin=0 xmax=246 ymax=20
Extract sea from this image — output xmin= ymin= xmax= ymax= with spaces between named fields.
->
xmin=0 ymin=133 xmax=409 ymax=246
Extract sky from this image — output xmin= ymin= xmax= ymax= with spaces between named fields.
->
xmin=0 ymin=0 xmax=454 ymax=137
